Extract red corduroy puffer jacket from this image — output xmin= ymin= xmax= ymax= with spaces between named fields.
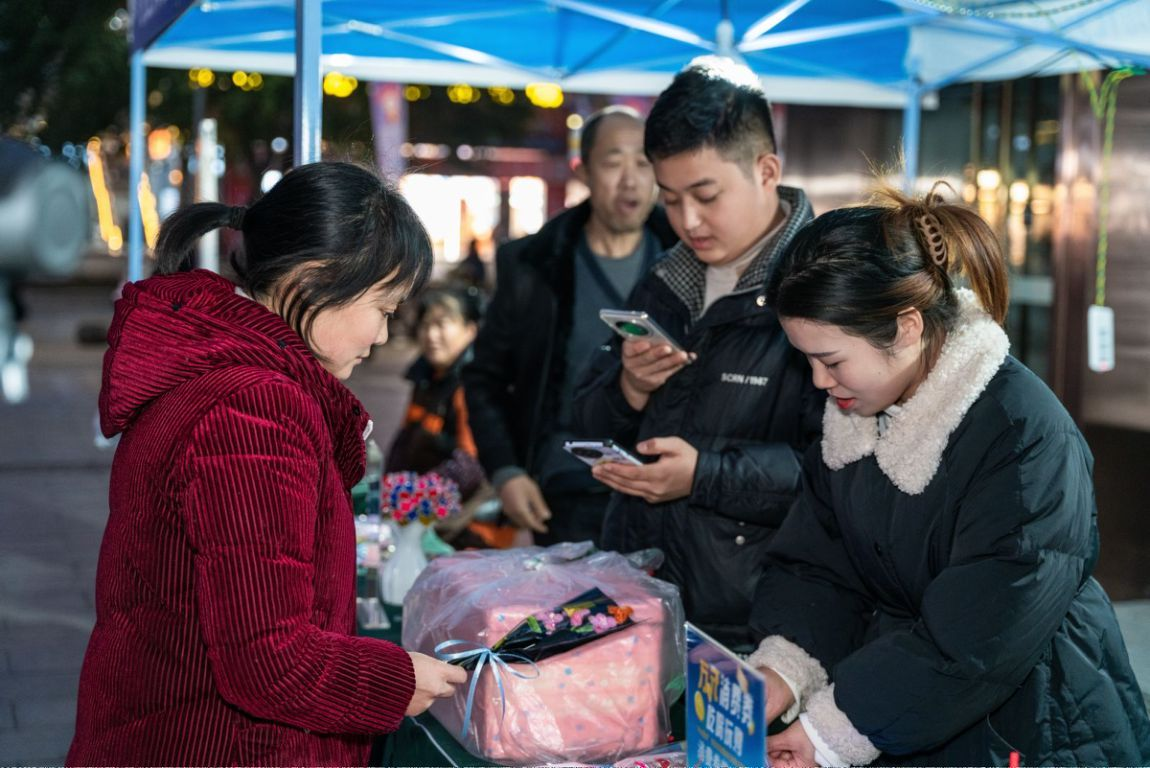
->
xmin=68 ymin=270 xmax=415 ymax=766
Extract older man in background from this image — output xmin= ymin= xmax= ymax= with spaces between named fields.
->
xmin=464 ymin=105 xmax=676 ymax=546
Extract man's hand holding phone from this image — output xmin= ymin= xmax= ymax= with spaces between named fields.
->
xmin=619 ymin=340 xmax=693 ymax=411
xmin=590 ymin=436 xmax=697 ymax=504
xmin=599 ymin=309 xmax=693 ymax=411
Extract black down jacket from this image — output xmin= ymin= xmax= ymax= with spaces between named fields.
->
xmin=750 ymin=301 xmax=1150 ymax=766
xmin=574 ymin=186 xmax=825 ymax=649
xmin=463 ymin=200 xmax=677 ymax=479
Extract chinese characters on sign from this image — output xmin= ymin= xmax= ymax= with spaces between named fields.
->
xmin=685 ymin=622 xmax=767 ymax=767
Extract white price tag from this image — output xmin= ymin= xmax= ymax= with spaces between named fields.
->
xmin=1087 ymin=304 xmax=1115 ymax=373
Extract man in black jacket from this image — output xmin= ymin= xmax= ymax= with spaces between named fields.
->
xmin=574 ymin=57 xmax=825 ymax=649
xmin=463 ymin=106 xmax=677 ymax=546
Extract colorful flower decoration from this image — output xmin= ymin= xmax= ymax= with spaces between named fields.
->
xmin=464 ymin=588 xmax=636 ymax=670
xmin=567 ymin=607 xmax=590 ymax=627
xmin=607 ymin=604 xmax=633 ymax=624
xmin=533 ymin=611 xmax=566 ymax=633
xmin=382 ymin=471 xmax=462 ymax=526
xmin=589 ymin=613 xmax=619 ymax=633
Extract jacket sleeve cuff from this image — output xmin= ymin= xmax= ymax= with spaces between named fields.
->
xmin=800 ymin=712 xmax=849 ymax=767
xmin=601 ymin=368 xmax=644 ymax=424
xmin=746 ymin=635 xmax=828 ymax=723
xmin=490 ymin=465 xmax=527 ymax=491
xmin=336 ymin=637 xmax=416 ymax=733
xmin=688 ymin=449 xmax=719 ymax=509
xmin=802 ymin=685 xmax=880 ymax=767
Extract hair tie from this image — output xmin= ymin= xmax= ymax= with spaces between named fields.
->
xmin=914 ymin=212 xmax=947 ymax=268
xmin=227 ymin=206 xmax=247 ymax=231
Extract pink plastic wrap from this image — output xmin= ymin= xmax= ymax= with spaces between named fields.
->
xmin=402 ymin=542 xmax=685 ymax=766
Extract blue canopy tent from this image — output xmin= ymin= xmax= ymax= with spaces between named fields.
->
xmin=127 ymin=0 xmax=1150 ymax=282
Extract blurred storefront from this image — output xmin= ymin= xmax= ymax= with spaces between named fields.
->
xmin=928 ymin=72 xmax=1150 ymax=599
xmin=1053 ymin=73 xmax=1150 ymax=600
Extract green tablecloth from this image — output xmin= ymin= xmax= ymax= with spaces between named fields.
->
xmin=372 ymin=713 xmax=501 ymax=767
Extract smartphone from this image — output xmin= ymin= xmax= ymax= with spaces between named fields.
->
xmin=599 ymin=309 xmax=685 ymax=353
xmin=563 ymin=439 xmax=644 ymax=467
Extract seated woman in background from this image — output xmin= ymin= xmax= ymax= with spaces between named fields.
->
xmin=387 ymin=286 xmax=514 ymax=548
xmin=747 ymin=184 xmax=1150 ymax=767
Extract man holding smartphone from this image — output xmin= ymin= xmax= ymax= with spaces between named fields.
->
xmin=463 ymin=106 xmax=677 ymax=546
xmin=573 ymin=57 xmax=825 ymax=650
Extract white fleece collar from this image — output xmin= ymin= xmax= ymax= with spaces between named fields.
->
xmin=820 ymin=289 xmax=1010 ymax=495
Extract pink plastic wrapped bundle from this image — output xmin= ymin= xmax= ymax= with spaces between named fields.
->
xmin=402 ymin=542 xmax=685 ymax=766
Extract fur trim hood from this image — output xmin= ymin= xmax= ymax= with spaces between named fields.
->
xmin=820 ymin=289 xmax=1010 ymax=494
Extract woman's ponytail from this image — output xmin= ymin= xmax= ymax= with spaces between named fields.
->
xmin=154 ymin=202 xmax=235 ymax=274
xmin=877 ymin=182 xmax=1010 ymax=325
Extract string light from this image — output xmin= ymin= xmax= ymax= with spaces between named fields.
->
xmin=228 ymin=71 xmax=264 ymax=91
xmin=188 ymin=68 xmax=215 ymax=89
xmin=447 ymin=84 xmax=481 ymax=104
xmin=487 ymin=86 xmax=515 ymax=105
xmin=323 ymin=72 xmax=358 ymax=98
xmin=906 ymin=0 xmax=1111 ymax=19
xmin=525 ymin=82 xmax=563 ymax=109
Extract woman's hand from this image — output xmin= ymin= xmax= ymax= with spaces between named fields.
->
xmin=760 ymin=666 xmax=797 ymax=723
xmin=619 ymin=340 xmax=693 ymax=411
xmin=768 ymin=720 xmax=818 ymax=768
xmin=405 ymin=651 xmax=468 ymax=716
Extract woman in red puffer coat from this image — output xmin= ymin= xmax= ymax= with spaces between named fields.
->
xmin=68 ymin=162 xmax=466 ymax=767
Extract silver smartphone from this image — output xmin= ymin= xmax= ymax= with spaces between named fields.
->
xmin=598 ymin=309 xmax=685 ymax=353
xmin=563 ymin=439 xmax=644 ymax=467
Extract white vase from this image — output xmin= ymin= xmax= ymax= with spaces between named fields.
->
xmin=379 ymin=519 xmax=428 ymax=606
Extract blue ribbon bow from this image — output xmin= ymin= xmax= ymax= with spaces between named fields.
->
xmin=434 ymin=639 xmax=542 ymax=740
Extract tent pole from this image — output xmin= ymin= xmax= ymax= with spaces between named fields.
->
xmin=128 ymin=49 xmax=146 ymax=283
xmin=294 ymin=0 xmax=322 ymax=165
xmin=902 ymin=82 xmax=922 ymax=193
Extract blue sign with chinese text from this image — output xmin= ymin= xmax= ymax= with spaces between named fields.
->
xmin=685 ymin=622 xmax=767 ymax=768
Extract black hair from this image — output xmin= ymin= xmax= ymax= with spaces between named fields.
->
xmin=644 ymin=55 xmax=777 ymax=169
xmin=766 ymin=183 xmax=1009 ymax=365
xmin=579 ymin=105 xmax=644 ymax=168
xmin=413 ymin=284 xmax=483 ymax=329
xmin=153 ymin=161 xmax=432 ymax=349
